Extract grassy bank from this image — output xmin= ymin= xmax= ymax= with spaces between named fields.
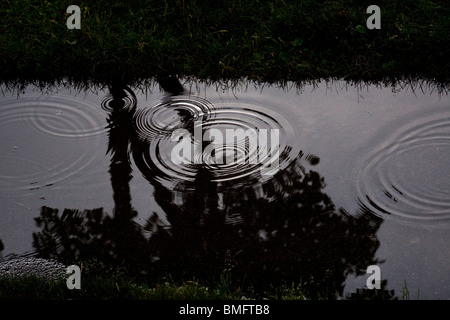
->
xmin=0 ymin=275 xmax=401 ymax=300
xmin=0 ymin=273 xmax=396 ymax=300
xmin=0 ymin=259 xmax=399 ymax=300
xmin=0 ymin=263 xmax=310 ymax=300
xmin=1 ymin=0 xmax=449 ymax=88
xmin=0 ymin=276 xmax=309 ymax=300
xmin=0 ymin=259 xmax=310 ymax=299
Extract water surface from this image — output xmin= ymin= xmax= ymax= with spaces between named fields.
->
xmin=0 ymin=80 xmax=449 ymax=299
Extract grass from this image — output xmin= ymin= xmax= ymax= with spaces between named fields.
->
xmin=0 ymin=274 xmax=370 ymax=300
xmin=0 ymin=0 xmax=449 ymax=89
xmin=0 ymin=258 xmax=309 ymax=300
xmin=0 ymin=272 xmax=305 ymax=300
xmin=0 ymin=274 xmax=405 ymax=300
xmin=0 ymin=259 xmax=400 ymax=300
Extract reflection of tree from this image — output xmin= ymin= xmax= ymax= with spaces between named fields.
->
xmin=143 ymin=149 xmax=384 ymax=297
xmin=32 ymin=80 xmax=386 ymax=298
xmin=33 ymin=82 xmax=151 ymax=275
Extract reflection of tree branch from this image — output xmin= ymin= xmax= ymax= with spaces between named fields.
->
xmin=33 ymin=82 xmax=151 ymax=274
xmin=106 ymin=83 xmax=136 ymax=221
xmin=33 ymin=206 xmax=112 ymax=263
xmin=156 ymin=73 xmax=185 ymax=96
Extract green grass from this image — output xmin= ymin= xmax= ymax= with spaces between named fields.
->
xmin=0 ymin=258 xmax=309 ymax=300
xmin=0 ymin=259 xmax=400 ymax=300
xmin=0 ymin=275 xmax=403 ymax=300
xmin=0 ymin=0 xmax=449 ymax=88
xmin=0 ymin=272 xmax=306 ymax=300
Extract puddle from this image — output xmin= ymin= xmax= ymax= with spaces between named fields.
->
xmin=0 ymin=80 xmax=449 ymax=299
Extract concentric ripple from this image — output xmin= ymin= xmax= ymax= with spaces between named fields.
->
xmin=132 ymin=95 xmax=300 ymax=190
xmin=0 ymin=89 xmax=107 ymax=191
xmin=355 ymin=106 xmax=450 ymax=225
xmin=0 ymin=90 xmax=106 ymax=141
xmin=101 ymin=86 xmax=137 ymax=112
xmin=133 ymin=96 xmax=215 ymax=141
xmin=30 ymin=92 xmax=106 ymax=140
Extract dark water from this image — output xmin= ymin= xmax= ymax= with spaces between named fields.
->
xmin=0 ymin=80 xmax=449 ymax=299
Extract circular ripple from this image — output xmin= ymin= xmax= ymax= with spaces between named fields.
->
xmin=0 ymin=89 xmax=107 ymax=192
xmin=356 ymin=106 xmax=450 ymax=225
xmin=132 ymin=96 xmax=300 ymax=190
xmin=28 ymin=92 xmax=107 ymax=141
xmin=101 ymin=86 xmax=137 ymax=112
xmin=133 ymin=96 xmax=215 ymax=141
xmin=0 ymin=90 xmax=106 ymax=141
